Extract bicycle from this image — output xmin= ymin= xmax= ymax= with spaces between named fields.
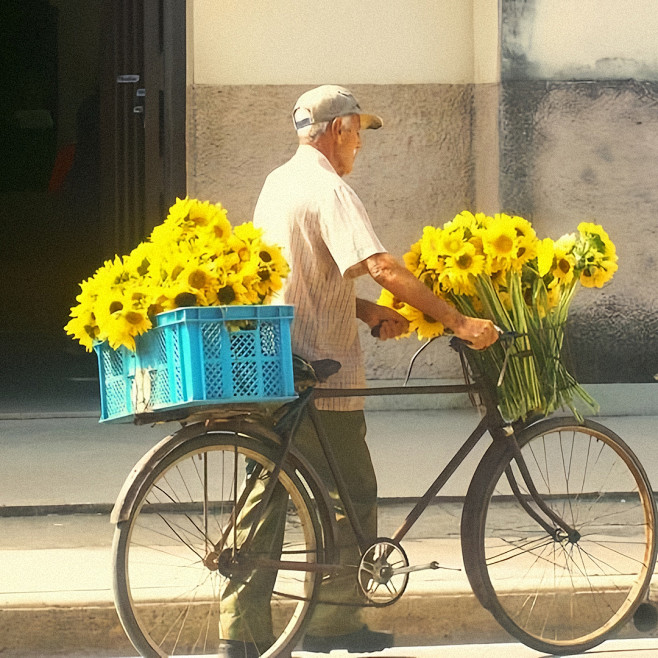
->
xmin=110 ymin=335 xmax=657 ymax=657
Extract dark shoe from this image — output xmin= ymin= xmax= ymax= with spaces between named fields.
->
xmin=218 ymin=639 xmax=260 ymax=658
xmin=302 ymin=625 xmax=394 ymax=653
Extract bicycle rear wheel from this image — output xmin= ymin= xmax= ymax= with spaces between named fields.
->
xmin=462 ymin=417 xmax=657 ymax=655
xmin=113 ymin=426 xmax=327 ymax=657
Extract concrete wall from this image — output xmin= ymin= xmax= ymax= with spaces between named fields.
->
xmin=186 ymin=0 xmax=658 ymax=386
xmin=187 ymin=1 xmax=501 ymax=382
xmin=500 ymin=0 xmax=658 ymax=383
xmin=188 ymin=83 xmax=498 ymax=380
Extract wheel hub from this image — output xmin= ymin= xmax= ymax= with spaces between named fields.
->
xmin=554 ymin=528 xmax=581 ymax=544
xmin=203 ymin=550 xmax=219 ymax=571
xmin=215 ymin=548 xmax=251 ymax=579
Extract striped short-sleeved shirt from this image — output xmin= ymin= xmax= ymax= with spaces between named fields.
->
xmin=253 ymin=145 xmax=386 ymax=411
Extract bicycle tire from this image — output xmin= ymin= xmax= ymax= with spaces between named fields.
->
xmin=462 ymin=417 xmax=657 ymax=655
xmin=113 ymin=425 xmax=329 ymax=657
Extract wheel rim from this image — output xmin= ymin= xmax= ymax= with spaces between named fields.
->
xmin=479 ymin=422 xmax=656 ymax=650
xmin=114 ymin=434 xmax=321 ymax=657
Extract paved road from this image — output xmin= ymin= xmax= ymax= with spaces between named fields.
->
xmin=2 ymin=340 xmax=657 ymax=658
xmin=13 ymin=638 xmax=658 ymax=657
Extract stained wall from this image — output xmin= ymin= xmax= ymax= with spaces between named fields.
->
xmin=500 ymin=0 xmax=658 ymax=382
xmin=187 ymin=1 xmax=500 ymax=382
xmin=186 ymin=0 xmax=658 ymax=386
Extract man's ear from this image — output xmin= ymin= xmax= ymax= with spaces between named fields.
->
xmin=330 ymin=117 xmax=343 ymax=138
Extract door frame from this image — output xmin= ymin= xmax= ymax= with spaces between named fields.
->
xmin=99 ymin=0 xmax=186 ymax=255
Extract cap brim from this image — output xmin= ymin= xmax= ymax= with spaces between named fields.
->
xmin=359 ymin=113 xmax=383 ymax=130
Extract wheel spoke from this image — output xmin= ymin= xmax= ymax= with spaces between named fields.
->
xmin=464 ymin=419 xmax=656 ymax=654
xmin=113 ymin=429 xmax=325 ymax=657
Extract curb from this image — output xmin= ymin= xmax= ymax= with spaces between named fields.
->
xmin=0 ymin=594 xmax=517 ymax=655
xmin=1 ymin=593 xmax=658 ymax=656
xmin=0 ymin=503 xmax=115 ymax=518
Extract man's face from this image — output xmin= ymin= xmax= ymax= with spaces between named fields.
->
xmin=333 ymin=114 xmax=361 ymax=176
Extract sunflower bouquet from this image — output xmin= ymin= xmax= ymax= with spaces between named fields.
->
xmin=65 ymin=197 xmax=289 ymax=352
xmin=378 ymin=211 xmax=618 ymax=421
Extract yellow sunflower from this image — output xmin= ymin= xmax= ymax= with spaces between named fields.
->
xmin=125 ymin=241 xmax=157 ymax=278
xmin=439 ymin=227 xmax=467 ymax=257
xmin=233 ymin=221 xmax=263 ymax=244
xmin=122 ymin=308 xmax=152 ymax=336
xmin=215 ymin=273 xmax=253 ymax=305
xmin=102 ymin=313 xmax=139 ymax=351
xmin=64 ymin=307 xmax=99 ymax=352
xmin=577 ymin=222 xmax=616 ymax=257
xmin=549 ymin=236 xmax=577 ymax=289
xmin=482 ymin=214 xmax=518 ymax=272
xmin=536 ymin=238 xmax=555 ymax=277
xmin=403 ymin=240 xmax=423 ymax=275
xmin=93 ymin=287 xmax=132 ymax=327
xmin=444 ymin=210 xmax=488 ymax=236
xmin=377 ymin=288 xmax=406 ymax=312
xmin=183 ymin=261 xmax=219 ymax=292
xmin=442 ymin=242 xmax=486 ymax=296
xmin=166 ymin=196 xmax=194 ymax=223
xmin=510 ymin=215 xmax=536 ymax=241
xmin=506 ymin=215 xmax=538 ymax=269
xmin=149 ymin=217 xmax=185 ymax=246
xmin=580 ymin=259 xmax=618 ymax=288
xmin=257 ymin=243 xmax=289 ymax=275
xmin=419 ymin=226 xmax=443 ymax=270
xmin=409 ymin=307 xmax=445 ymax=341
xmin=65 ymin=197 xmax=290 ymax=352
xmin=186 ymin=199 xmax=217 ymax=229
xmin=250 ymin=243 xmax=290 ymax=300
xmin=514 ymin=233 xmax=538 ymax=269
xmin=376 ymin=290 xmax=415 ymax=338
xmin=156 ymin=246 xmax=196 ymax=286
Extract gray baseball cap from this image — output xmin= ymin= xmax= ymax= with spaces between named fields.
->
xmin=292 ymin=85 xmax=383 ymax=131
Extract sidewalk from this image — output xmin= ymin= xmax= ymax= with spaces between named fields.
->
xmin=1 ymin=345 xmax=658 ymax=655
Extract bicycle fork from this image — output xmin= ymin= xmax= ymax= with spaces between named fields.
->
xmin=502 ymin=428 xmax=581 ymax=544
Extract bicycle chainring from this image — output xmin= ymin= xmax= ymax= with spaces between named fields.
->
xmin=357 ymin=538 xmax=409 ymax=606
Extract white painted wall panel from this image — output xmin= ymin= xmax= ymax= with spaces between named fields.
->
xmin=192 ymin=0 xmax=482 ymax=84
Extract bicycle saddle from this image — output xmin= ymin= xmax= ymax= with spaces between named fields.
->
xmin=293 ymin=355 xmax=341 ymax=390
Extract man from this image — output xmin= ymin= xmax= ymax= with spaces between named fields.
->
xmin=220 ymin=85 xmax=498 ymax=656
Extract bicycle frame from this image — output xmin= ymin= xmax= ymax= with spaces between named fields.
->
xmin=306 ymin=373 xmax=579 ymax=555
xmin=121 ymin=345 xmax=580 ymax=573
xmin=112 ymin=342 xmax=658 ymax=658
xmin=310 ymin=381 xmax=496 ymax=553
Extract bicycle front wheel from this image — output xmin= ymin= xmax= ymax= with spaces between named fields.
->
xmin=462 ymin=417 xmax=657 ymax=655
xmin=113 ymin=426 xmax=327 ymax=657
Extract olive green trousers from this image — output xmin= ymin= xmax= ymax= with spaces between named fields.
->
xmin=219 ymin=409 xmax=377 ymax=645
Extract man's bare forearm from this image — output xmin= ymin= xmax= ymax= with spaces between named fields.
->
xmin=366 ymin=253 xmax=464 ymax=331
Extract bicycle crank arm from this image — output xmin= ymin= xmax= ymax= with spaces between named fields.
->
xmin=389 ymin=561 xmax=461 ymax=576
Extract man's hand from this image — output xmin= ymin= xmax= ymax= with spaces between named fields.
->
xmin=356 ymin=299 xmax=409 ymax=340
xmin=452 ymin=316 xmax=499 ymax=350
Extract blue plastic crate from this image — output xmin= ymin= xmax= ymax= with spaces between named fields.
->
xmin=94 ymin=305 xmax=295 ymax=422
xmin=95 ymin=343 xmax=136 ymax=421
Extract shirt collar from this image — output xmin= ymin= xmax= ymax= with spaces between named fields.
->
xmin=295 ymin=144 xmax=337 ymax=175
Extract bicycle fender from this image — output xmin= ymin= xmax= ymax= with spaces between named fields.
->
xmin=284 ymin=446 xmax=340 ymax=561
xmin=110 ymin=416 xmax=283 ymax=525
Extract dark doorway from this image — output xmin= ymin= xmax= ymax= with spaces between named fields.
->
xmin=1 ymin=0 xmax=186 ymax=413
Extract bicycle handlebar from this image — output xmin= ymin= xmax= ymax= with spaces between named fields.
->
xmin=449 ymin=326 xmax=521 ymax=350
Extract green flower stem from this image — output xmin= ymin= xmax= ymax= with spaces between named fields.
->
xmin=452 ymin=271 xmax=598 ymax=422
